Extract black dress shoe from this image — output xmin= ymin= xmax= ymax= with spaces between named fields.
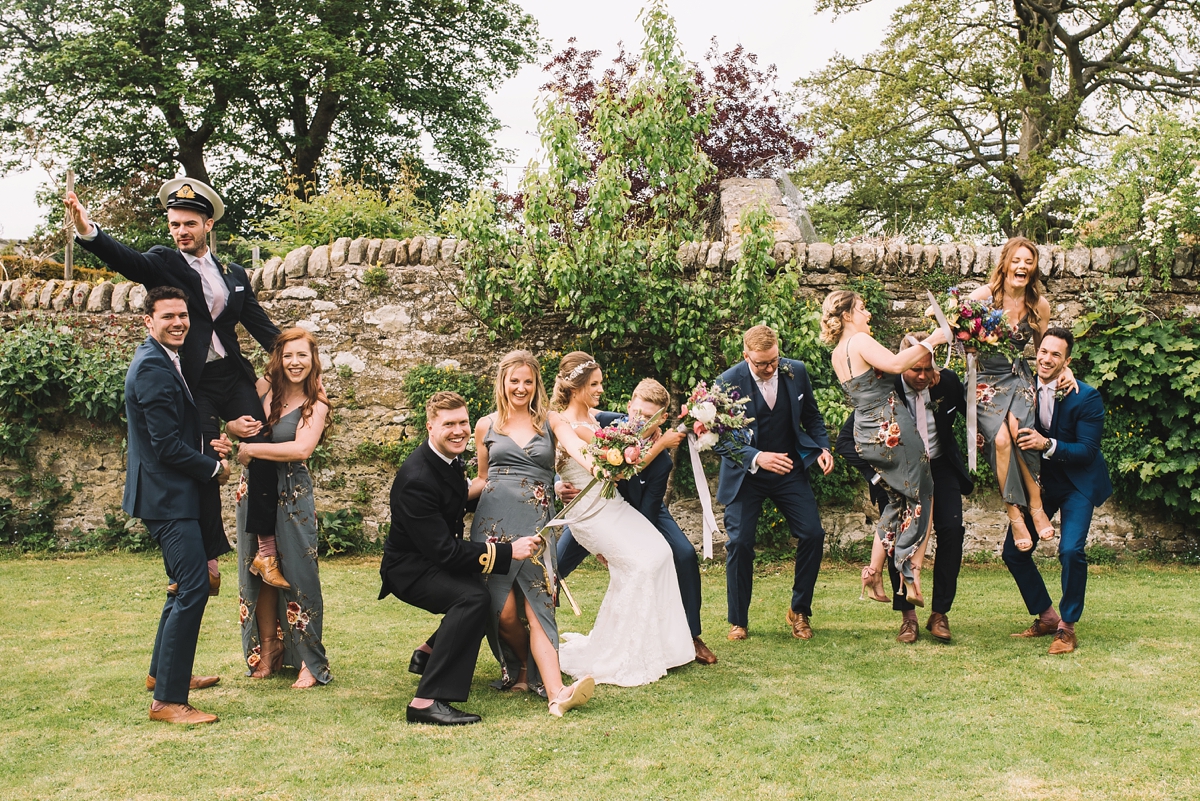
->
xmin=405 ymin=701 xmax=481 ymax=726
xmin=408 ymin=649 xmax=430 ymax=675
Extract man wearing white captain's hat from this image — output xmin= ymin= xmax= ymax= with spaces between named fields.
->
xmin=66 ymin=179 xmax=289 ymax=684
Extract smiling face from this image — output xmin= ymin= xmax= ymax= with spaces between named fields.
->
xmin=1004 ymin=245 xmax=1037 ymax=292
xmin=427 ymin=404 xmax=472 ymax=458
xmin=280 ymin=339 xmax=314 ymax=386
xmin=167 ymin=208 xmax=214 ymax=256
xmin=144 ymin=298 xmax=189 ymax=351
xmin=504 ymin=364 xmax=536 ymax=410
xmin=744 ymin=344 xmax=780 ymax=382
xmin=1036 ymin=335 xmax=1072 ymax=383
xmin=579 ymin=368 xmax=604 ymax=409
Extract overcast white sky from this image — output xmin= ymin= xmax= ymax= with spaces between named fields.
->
xmin=0 ymin=0 xmax=900 ymax=239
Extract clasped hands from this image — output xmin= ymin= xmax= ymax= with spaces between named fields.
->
xmin=755 ymin=449 xmax=834 ymax=476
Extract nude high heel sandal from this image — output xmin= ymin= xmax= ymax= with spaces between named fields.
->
xmin=859 ymin=565 xmax=889 ymax=603
xmin=1030 ymin=506 xmax=1055 ymax=542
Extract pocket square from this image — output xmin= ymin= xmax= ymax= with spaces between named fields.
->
xmin=945 ymin=406 xmax=957 ymax=414
xmin=235 ymin=285 xmax=245 ymax=292
xmin=797 ymin=393 xmax=805 ymax=402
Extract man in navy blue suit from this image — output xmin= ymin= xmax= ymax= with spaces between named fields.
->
xmin=126 ymin=286 xmax=231 ymax=724
xmin=67 ymin=181 xmax=282 ymax=589
xmin=1008 ymin=327 xmax=1112 ymax=655
xmin=716 ymin=325 xmax=832 ymax=642
xmin=557 ymin=379 xmax=718 ymax=665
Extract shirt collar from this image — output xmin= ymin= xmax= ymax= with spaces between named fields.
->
xmin=753 ymin=371 xmax=778 ymax=387
xmin=1038 ymin=377 xmax=1058 ymax=391
xmin=427 ymin=439 xmax=455 ymax=465
xmin=181 ymin=249 xmax=215 ymax=272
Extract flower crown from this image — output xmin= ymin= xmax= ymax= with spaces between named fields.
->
xmin=559 ymin=360 xmax=598 ymax=383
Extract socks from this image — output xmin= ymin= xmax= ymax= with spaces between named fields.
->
xmin=902 ymin=610 xmax=918 ymax=624
xmin=258 ymin=535 xmax=278 ymax=558
xmin=207 ymin=558 xmax=219 ymax=577
xmin=1059 ymin=621 xmax=1075 ymax=634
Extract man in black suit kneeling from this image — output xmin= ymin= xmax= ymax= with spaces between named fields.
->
xmin=380 ymin=391 xmax=541 ymax=725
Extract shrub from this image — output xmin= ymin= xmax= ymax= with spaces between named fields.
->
xmin=317 ymin=508 xmax=380 ymax=556
xmin=360 ymin=266 xmax=391 ymax=296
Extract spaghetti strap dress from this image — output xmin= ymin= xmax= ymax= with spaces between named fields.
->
xmin=975 ymin=319 xmax=1040 ymax=506
xmin=841 ymin=336 xmax=934 ymax=585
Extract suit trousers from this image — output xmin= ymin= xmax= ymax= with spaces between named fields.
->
xmin=887 ymin=457 xmax=965 ymax=614
xmin=557 ymin=516 xmax=704 ymax=638
xmin=723 ymin=466 xmax=825 ymax=626
xmin=194 ymin=358 xmax=275 ymax=559
xmin=146 ymin=518 xmax=210 ymax=704
xmin=384 ymin=557 xmax=490 ymax=702
xmin=1002 ymin=487 xmax=1092 ymax=623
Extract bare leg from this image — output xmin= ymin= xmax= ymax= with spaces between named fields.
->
xmin=995 ymin=421 xmax=1034 ymax=550
xmin=1007 ymin=413 xmax=1053 ymax=539
xmin=523 ymin=598 xmax=564 ymax=699
xmin=860 ymin=535 xmax=889 ymax=602
xmin=904 ymin=498 xmax=936 ymax=607
xmin=292 ymin=661 xmax=317 ymax=689
xmin=497 ymin=589 xmax=529 ymax=688
xmin=251 ymin=583 xmax=281 ymax=678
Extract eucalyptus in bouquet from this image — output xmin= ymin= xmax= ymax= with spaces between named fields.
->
xmin=582 ymin=415 xmax=658 ymax=498
xmin=678 ymin=381 xmax=754 ymax=457
xmin=929 ymin=287 xmax=1021 ymax=358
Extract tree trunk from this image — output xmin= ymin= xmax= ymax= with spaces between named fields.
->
xmin=1013 ymin=0 xmax=1058 ymax=239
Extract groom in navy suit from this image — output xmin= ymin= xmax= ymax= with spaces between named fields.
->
xmin=1009 ymin=327 xmax=1112 ymax=654
xmin=126 ymin=286 xmax=231 ymax=724
xmin=716 ymin=325 xmax=832 ymax=641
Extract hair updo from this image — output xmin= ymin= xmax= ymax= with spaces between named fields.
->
xmin=551 ymin=351 xmax=599 ymax=410
xmin=819 ymin=290 xmax=861 ymax=345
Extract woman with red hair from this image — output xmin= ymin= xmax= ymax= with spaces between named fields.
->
xmin=230 ymin=327 xmax=332 ymax=688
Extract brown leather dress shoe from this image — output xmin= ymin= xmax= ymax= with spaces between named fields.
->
xmin=926 ymin=612 xmax=951 ymax=642
xmin=693 ymin=637 xmax=718 ymax=664
xmin=1012 ymin=618 xmax=1059 ymax=638
xmin=897 ymin=618 xmax=919 ymax=643
xmin=727 ymin=625 xmax=748 ymax=641
xmin=167 ymin=570 xmax=221 ymax=597
xmin=148 ymin=703 xmax=218 ymax=724
xmin=146 ymin=675 xmax=221 ymax=691
xmin=786 ymin=609 xmax=813 ymax=640
xmin=1047 ymin=628 xmax=1077 ymax=654
xmin=251 ymin=553 xmax=291 ymax=589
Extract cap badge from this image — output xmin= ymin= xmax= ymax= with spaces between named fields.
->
xmin=176 ymin=184 xmax=196 ymax=199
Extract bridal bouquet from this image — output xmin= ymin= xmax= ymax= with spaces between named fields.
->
xmin=678 ymin=381 xmax=754 ymax=456
xmin=928 ymin=287 xmax=1020 ymax=357
xmin=582 ymin=415 xmax=658 ymax=498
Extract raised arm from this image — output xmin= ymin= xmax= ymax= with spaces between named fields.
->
xmin=850 ymin=328 xmax=948 ymax=376
xmin=67 ymin=192 xmax=168 ymax=287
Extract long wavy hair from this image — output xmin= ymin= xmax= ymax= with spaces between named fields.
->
xmin=551 ymin=351 xmax=599 ymax=410
xmin=493 ymin=350 xmax=549 ymax=434
xmin=987 ymin=237 xmax=1044 ymax=332
xmin=265 ymin=328 xmax=330 ymax=440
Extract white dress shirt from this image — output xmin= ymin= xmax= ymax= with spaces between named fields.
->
xmin=181 ymin=250 xmax=229 ymax=361
xmin=749 ymin=371 xmax=780 ymax=473
xmin=1037 ymin=378 xmax=1059 ymax=457
xmin=902 ymin=382 xmax=942 ymax=459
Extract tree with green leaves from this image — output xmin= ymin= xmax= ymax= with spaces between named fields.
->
xmin=0 ymin=0 xmax=541 ymax=233
xmin=794 ymin=0 xmax=1200 ymax=241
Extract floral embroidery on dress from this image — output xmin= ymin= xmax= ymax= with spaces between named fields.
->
xmin=239 ymin=597 xmax=250 ymax=625
xmin=976 ymin=382 xmax=997 ymax=406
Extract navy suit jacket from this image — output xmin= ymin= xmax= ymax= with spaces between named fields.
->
xmin=596 ymin=411 xmax=676 ymax=527
xmin=836 ymin=369 xmax=974 ymax=497
xmin=123 ymin=336 xmax=220 ymax=520
xmin=714 ymin=358 xmax=830 ymax=505
xmin=78 ymin=227 xmax=279 ymax=389
xmin=1037 ymin=380 xmax=1113 ymax=507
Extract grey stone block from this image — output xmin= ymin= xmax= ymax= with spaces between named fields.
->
xmin=396 ymin=239 xmax=411 ymax=265
xmin=262 ymin=256 xmax=284 ymax=289
xmin=53 ymin=282 xmax=76 ymax=311
xmin=421 ymin=236 xmax=440 ymax=265
xmin=71 ymin=282 xmax=90 ymax=308
xmin=850 ymin=243 xmax=876 ymax=274
xmin=1065 ymin=247 xmax=1090 ymax=278
xmin=367 ymin=238 xmax=383 ymax=265
xmin=1090 ymin=247 xmax=1112 ymax=275
xmin=1110 ymin=245 xmax=1137 ymax=276
xmin=454 ymin=240 xmax=470 ymax=261
xmin=309 ymin=245 xmax=331 ymax=278
xmin=348 ymin=237 xmax=369 ymax=264
xmin=1173 ymin=247 xmax=1195 ymax=278
xmin=127 ymin=284 xmax=147 ymax=312
xmin=706 ymin=241 xmax=725 ymax=268
xmin=86 ymin=281 xmax=114 ymax=311
xmin=250 ymin=268 xmax=264 ymax=292
xmin=23 ymin=283 xmax=42 ymax=309
xmin=440 ymin=237 xmax=457 ymax=262
xmin=0 ymin=280 xmax=11 ymax=305
xmin=773 ymin=241 xmax=794 ymax=267
xmin=807 ymin=242 xmax=833 ymax=272
xmin=110 ymin=282 xmax=133 ymax=313
xmin=922 ymin=244 xmax=941 ymax=271
xmin=832 ymin=242 xmax=852 ymax=271
xmin=407 ymin=237 xmax=424 ymax=266
xmin=379 ymin=239 xmax=399 ymax=265
xmin=331 ymin=237 xmax=351 ymax=268
xmin=39 ymin=280 xmax=60 ymax=309
xmin=284 ymin=245 xmax=313 ymax=278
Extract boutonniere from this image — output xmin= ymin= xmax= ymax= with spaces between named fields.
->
xmin=778 ymin=362 xmax=794 ymax=379
xmin=1054 ymin=386 xmax=1069 ymax=402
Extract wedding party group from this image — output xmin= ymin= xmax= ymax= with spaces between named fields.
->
xmin=64 ymin=177 xmax=1111 ymax=727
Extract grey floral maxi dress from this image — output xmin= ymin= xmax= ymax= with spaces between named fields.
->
xmin=469 ymin=418 xmax=558 ymax=687
xmin=975 ymin=320 xmax=1040 ymax=507
xmin=237 ymin=407 xmax=331 ymax=683
xmin=844 ymin=357 xmax=934 ymax=585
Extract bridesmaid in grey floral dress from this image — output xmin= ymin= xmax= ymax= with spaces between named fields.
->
xmin=469 ymin=350 xmax=592 ymax=717
xmin=231 ymin=328 xmax=331 ymax=688
xmin=823 ymin=291 xmax=949 ymax=606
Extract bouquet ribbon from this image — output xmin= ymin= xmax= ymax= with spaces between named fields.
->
xmin=926 ymin=290 xmax=976 ymax=471
xmin=686 ymin=433 xmax=719 ymax=560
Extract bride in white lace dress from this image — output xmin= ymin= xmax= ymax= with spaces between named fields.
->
xmin=547 ymin=352 xmax=695 ymax=687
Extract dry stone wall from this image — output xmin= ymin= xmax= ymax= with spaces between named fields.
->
xmin=2 ymin=183 xmax=1196 ymax=554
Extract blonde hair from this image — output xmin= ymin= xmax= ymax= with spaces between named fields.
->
xmin=819 ymin=291 xmax=861 ymax=345
xmin=742 ymin=325 xmax=778 ymax=353
xmin=899 ymin=330 xmax=929 ymax=349
xmin=493 ymin=350 xmax=549 ymax=433
xmin=988 ymin=236 xmax=1043 ymax=333
xmin=631 ymin=378 xmax=670 ymax=410
xmin=551 ymin=351 xmax=599 ymax=410
xmin=426 ymin=391 xmax=467 ymax=422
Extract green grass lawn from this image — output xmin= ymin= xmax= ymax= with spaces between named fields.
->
xmin=1 ymin=553 xmax=1197 ymax=800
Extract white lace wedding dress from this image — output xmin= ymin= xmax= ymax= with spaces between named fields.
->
xmin=557 ymin=454 xmax=696 ymax=686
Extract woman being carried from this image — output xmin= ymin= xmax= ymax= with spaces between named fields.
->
xmin=230 ymin=328 xmax=331 ymax=688
xmin=469 ymin=350 xmax=593 ymax=717
xmin=822 ymin=291 xmax=950 ymax=606
xmin=548 ymin=352 xmax=695 ymax=687
xmin=968 ymin=238 xmax=1074 ymax=551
